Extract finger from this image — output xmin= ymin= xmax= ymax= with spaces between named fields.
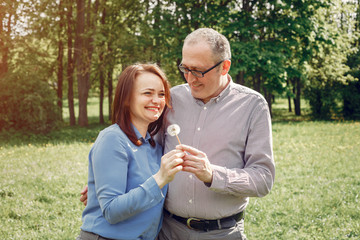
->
xmin=80 ymin=185 xmax=88 ymax=195
xmin=80 ymin=194 xmax=87 ymax=202
xmin=167 ymin=149 xmax=184 ymax=156
xmin=167 ymin=157 xmax=184 ymax=169
xmin=182 ymin=160 xmax=200 ymax=170
xmin=163 ymin=151 xmax=185 ymax=164
xmin=163 ymin=149 xmax=184 ymax=160
xmin=183 ymin=153 xmax=198 ymax=162
xmin=182 ymin=165 xmax=197 ymax=174
xmin=168 ymin=164 xmax=183 ymax=175
xmin=176 ymin=144 xmax=203 ymax=156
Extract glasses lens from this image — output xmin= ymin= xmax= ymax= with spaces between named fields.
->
xmin=191 ymin=71 xmax=203 ymax=78
xmin=179 ymin=65 xmax=188 ymax=73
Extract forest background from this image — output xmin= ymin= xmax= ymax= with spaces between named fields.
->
xmin=1 ymin=0 xmax=360 ymax=132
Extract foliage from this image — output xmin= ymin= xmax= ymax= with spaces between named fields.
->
xmin=2 ymin=0 xmax=360 ymax=125
xmin=342 ymin=80 xmax=360 ymax=119
xmin=343 ymin=4 xmax=360 ymax=121
xmin=0 ymin=70 xmax=61 ymax=133
xmin=304 ymin=0 xmax=358 ymax=119
xmin=304 ymin=82 xmax=342 ymax=119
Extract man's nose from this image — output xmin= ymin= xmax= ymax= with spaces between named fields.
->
xmin=186 ymin=72 xmax=197 ymax=83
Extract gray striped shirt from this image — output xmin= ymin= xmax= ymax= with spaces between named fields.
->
xmin=160 ymin=76 xmax=275 ymax=219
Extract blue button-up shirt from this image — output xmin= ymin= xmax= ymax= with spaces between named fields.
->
xmin=81 ymin=124 xmax=167 ymax=240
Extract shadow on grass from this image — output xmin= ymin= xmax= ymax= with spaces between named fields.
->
xmin=0 ymin=117 xmax=111 ymax=146
xmin=271 ymin=108 xmax=312 ymax=124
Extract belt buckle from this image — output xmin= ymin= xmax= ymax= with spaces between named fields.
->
xmin=186 ymin=217 xmax=202 ymax=230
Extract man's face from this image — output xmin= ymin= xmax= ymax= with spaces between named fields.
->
xmin=181 ymin=42 xmax=227 ymax=103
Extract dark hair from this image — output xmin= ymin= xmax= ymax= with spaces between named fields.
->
xmin=111 ymin=63 xmax=171 ymax=147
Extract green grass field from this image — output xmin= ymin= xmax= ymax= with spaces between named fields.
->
xmin=0 ymin=98 xmax=359 ymax=239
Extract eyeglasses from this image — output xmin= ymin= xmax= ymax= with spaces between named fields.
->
xmin=178 ymin=60 xmax=224 ymax=78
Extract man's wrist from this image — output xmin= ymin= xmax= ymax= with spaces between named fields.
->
xmin=203 ymin=170 xmax=213 ymax=187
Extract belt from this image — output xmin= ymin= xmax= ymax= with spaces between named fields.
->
xmin=164 ymin=209 xmax=245 ymax=232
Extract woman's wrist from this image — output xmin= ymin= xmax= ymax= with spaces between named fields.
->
xmin=153 ymin=172 xmax=166 ymax=189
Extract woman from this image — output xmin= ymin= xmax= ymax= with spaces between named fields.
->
xmin=77 ymin=63 xmax=184 ymax=240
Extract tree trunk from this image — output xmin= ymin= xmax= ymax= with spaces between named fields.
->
xmin=235 ymin=71 xmax=245 ymax=85
xmin=293 ymin=77 xmax=301 ymax=116
xmin=263 ymin=86 xmax=273 ymax=118
xmin=254 ymin=73 xmax=261 ymax=93
xmin=107 ymin=40 xmax=113 ymax=121
xmin=57 ymin=0 xmax=64 ymax=120
xmin=98 ymin=5 xmax=106 ymax=124
xmin=107 ymin=66 xmax=113 ymax=121
xmin=0 ymin=11 xmax=9 ymax=77
xmin=75 ymin=0 xmax=88 ymax=126
xmin=66 ymin=0 xmax=76 ymax=125
xmin=99 ymin=68 xmax=105 ymax=124
xmin=286 ymin=79 xmax=292 ymax=112
xmin=99 ymin=50 xmax=104 ymax=124
xmin=288 ymin=96 xmax=292 ymax=112
xmin=75 ymin=0 xmax=99 ymax=126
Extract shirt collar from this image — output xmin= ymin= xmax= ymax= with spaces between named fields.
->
xmin=132 ymin=124 xmax=151 ymax=143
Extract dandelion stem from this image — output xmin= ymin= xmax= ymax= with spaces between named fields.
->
xmin=175 ymin=134 xmax=181 ymax=145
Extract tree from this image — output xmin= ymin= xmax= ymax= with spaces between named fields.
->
xmin=66 ymin=0 xmax=76 ymax=125
xmin=56 ymin=0 xmax=65 ymax=120
xmin=304 ymin=0 xmax=357 ymax=119
xmin=0 ymin=0 xmax=19 ymax=78
xmin=74 ymin=0 xmax=99 ymax=126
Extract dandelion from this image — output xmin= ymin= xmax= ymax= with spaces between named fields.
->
xmin=167 ymin=124 xmax=181 ymax=145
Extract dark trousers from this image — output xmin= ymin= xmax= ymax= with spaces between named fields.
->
xmin=76 ymin=230 xmax=113 ymax=240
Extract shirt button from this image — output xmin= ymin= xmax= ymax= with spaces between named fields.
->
xmin=204 ymin=107 xmax=207 ymax=110
xmin=197 ymin=127 xmax=200 ymax=131
xmin=189 ymin=199 xmax=193 ymax=204
xmin=189 ymin=175 xmax=193 ymax=179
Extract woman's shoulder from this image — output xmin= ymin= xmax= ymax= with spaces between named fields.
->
xmin=96 ymin=124 xmax=127 ymax=144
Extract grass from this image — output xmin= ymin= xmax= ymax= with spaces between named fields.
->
xmin=0 ymin=97 xmax=359 ymax=239
xmin=246 ymin=121 xmax=360 ymax=239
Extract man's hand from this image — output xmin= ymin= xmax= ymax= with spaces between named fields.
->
xmin=176 ymin=144 xmax=213 ymax=184
xmin=80 ymin=185 xmax=88 ymax=206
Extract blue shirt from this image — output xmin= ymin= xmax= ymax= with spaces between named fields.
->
xmin=80 ymin=124 xmax=167 ymax=240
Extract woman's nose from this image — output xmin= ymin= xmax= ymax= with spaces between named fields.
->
xmin=152 ymin=95 xmax=160 ymax=103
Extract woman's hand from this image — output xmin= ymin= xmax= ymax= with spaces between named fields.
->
xmin=153 ymin=149 xmax=184 ymax=189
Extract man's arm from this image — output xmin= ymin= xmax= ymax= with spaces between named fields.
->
xmin=177 ymin=102 xmax=275 ymax=198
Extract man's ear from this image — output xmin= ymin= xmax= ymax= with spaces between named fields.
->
xmin=221 ymin=60 xmax=231 ymax=75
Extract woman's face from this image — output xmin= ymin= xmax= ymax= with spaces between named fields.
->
xmin=129 ymin=72 xmax=166 ymax=130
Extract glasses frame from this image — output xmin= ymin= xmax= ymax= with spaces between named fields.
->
xmin=178 ymin=60 xmax=225 ymax=78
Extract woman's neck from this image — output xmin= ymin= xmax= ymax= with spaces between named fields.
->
xmin=132 ymin=122 xmax=148 ymax=139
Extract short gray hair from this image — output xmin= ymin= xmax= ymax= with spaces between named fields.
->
xmin=184 ymin=28 xmax=231 ymax=62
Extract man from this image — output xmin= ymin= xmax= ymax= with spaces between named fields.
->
xmin=81 ymin=28 xmax=275 ymax=239
xmin=157 ymin=28 xmax=275 ymax=240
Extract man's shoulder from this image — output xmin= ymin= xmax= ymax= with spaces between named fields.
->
xmin=230 ymin=82 xmax=267 ymax=103
xmin=170 ymin=83 xmax=192 ymax=101
xmin=171 ymin=83 xmax=189 ymax=93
